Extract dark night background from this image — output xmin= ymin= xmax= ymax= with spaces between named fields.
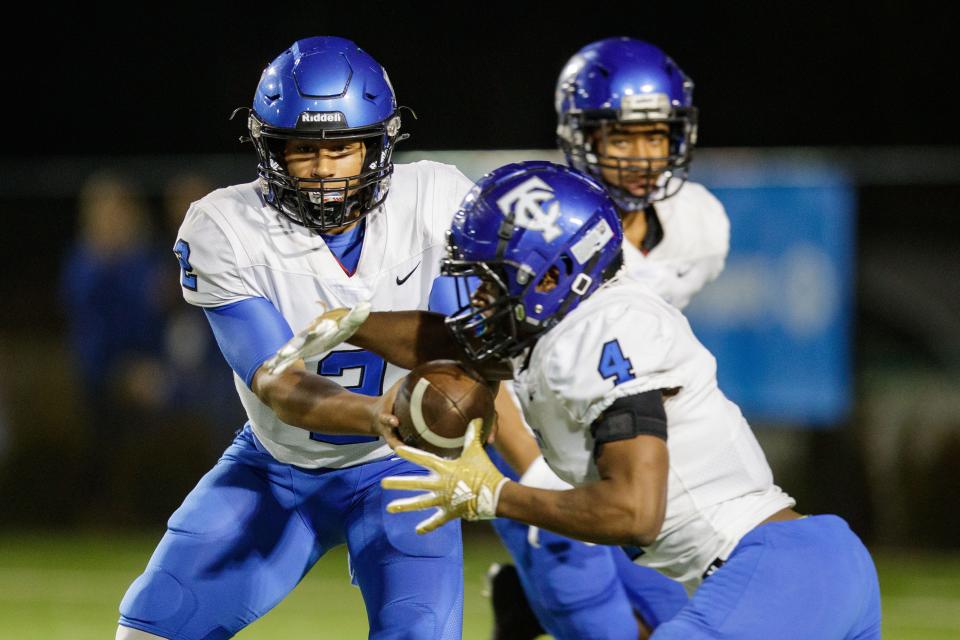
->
xmin=8 ymin=2 xmax=960 ymax=154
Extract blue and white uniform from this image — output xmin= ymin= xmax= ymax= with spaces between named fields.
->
xmin=513 ymin=275 xmax=881 ymax=639
xmin=118 ymin=161 xmax=474 ymax=640
xmin=484 ymin=179 xmax=727 ymax=638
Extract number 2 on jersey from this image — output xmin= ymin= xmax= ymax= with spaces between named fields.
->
xmin=174 ymin=239 xmax=198 ymax=291
xmin=598 ymin=339 xmax=636 ymax=386
xmin=309 ymin=350 xmax=385 ymax=445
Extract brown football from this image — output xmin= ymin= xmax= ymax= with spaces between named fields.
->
xmin=393 ymin=360 xmax=495 ymax=459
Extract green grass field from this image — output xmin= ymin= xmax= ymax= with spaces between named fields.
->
xmin=0 ymin=531 xmax=958 ymax=639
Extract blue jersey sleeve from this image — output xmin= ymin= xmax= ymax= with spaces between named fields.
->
xmin=203 ymin=297 xmax=294 ymax=389
xmin=428 ymin=275 xmax=478 ymax=316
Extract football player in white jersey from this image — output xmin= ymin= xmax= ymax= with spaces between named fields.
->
xmin=556 ymin=37 xmax=728 ymax=308
xmin=115 ymin=37 xmax=474 ymax=640
xmin=469 ymin=37 xmax=728 ymax=639
xmin=337 ymin=161 xmax=880 ymax=639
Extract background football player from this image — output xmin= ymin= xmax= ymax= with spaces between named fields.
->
xmin=342 ymin=161 xmax=882 ymax=640
xmin=456 ymin=37 xmax=730 ymax=639
xmin=115 ymin=37 xmax=474 ymax=640
xmin=556 ymin=37 xmax=728 ymax=307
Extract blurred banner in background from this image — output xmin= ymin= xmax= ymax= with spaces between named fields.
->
xmin=687 ymin=168 xmax=856 ymax=427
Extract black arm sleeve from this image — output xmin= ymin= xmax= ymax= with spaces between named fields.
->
xmin=590 ymin=390 xmax=667 ymax=459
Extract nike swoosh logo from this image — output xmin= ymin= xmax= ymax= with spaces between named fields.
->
xmin=395 ymin=261 xmax=421 ymax=285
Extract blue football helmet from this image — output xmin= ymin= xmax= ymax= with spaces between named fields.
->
xmin=442 ymin=161 xmax=624 ymax=362
xmin=247 ymin=36 xmax=406 ymax=231
xmin=555 ymin=37 xmax=698 ymax=211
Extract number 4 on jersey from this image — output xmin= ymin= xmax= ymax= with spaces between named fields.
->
xmin=598 ymin=339 xmax=636 ymax=386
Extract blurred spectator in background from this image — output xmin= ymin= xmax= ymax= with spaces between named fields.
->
xmin=59 ymin=172 xmax=171 ymax=520
xmin=60 ymin=172 xmax=169 ymax=412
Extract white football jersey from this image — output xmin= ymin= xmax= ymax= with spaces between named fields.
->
xmin=622 ymin=181 xmax=729 ymax=310
xmin=176 ymin=161 xmax=474 ymax=469
xmin=512 ymin=275 xmax=794 ymax=589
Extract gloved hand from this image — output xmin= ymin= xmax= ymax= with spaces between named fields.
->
xmin=381 ymin=419 xmax=510 ymax=534
xmin=264 ymin=301 xmax=371 ymax=375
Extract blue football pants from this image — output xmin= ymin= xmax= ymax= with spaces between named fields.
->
xmin=653 ymin=515 xmax=881 ymax=639
xmin=118 ymin=426 xmax=463 ymax=640
xmin=488 ymin=449 xmax=687 ymax=639
xmin=492 ymin=517 xmax=689 ymax=639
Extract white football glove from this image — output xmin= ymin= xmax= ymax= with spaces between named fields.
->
xmin=263 ymin=302 xmax=371 ymax=375
xmin=381 ymin=420 xmax=509 ymax=534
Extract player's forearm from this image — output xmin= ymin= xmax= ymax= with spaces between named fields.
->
xmin=255 ymin=368 xmax=379 ymax=436
xmin=496 ymin=480 xmax=662 ymax=547
xmin=350 ymin=311 xmax=458 ymax=369
xmin=352 ymin=311 xmax=512 ymax=380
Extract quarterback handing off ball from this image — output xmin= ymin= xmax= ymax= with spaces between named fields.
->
xmin=393 ymin=360 xmax=495 ymax=458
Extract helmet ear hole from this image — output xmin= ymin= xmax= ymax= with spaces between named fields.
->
xmin=535 ymin=266 xmax=561 ymax=294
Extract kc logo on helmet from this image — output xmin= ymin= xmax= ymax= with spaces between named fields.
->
xmin=496 ymin=177 xmax=563 ymax=242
